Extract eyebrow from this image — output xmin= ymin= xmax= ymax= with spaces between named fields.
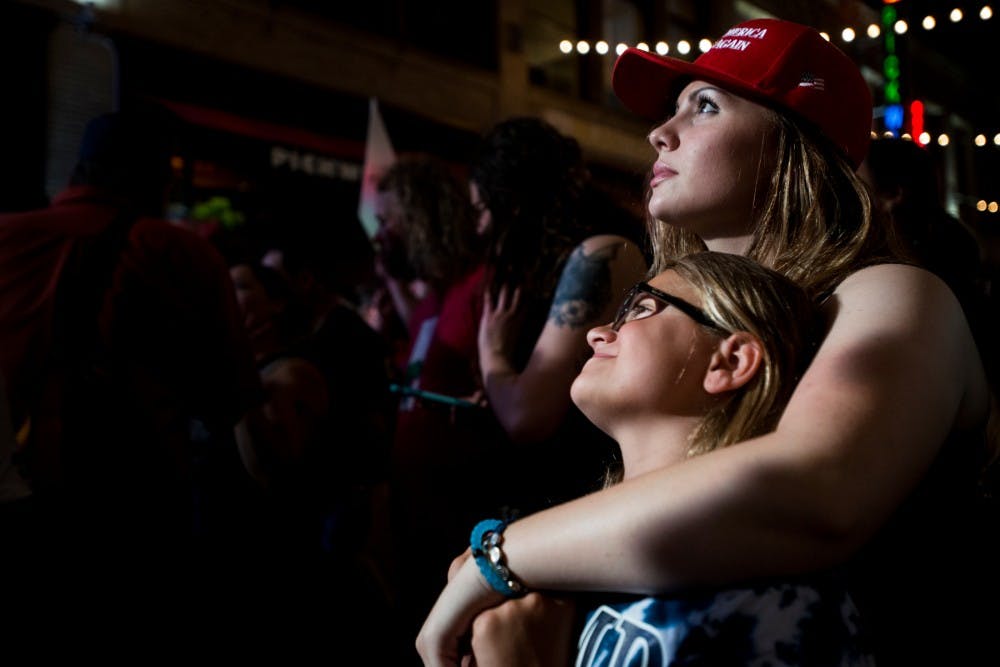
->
xmin=674 ymin=84 xmax=727 ymax=111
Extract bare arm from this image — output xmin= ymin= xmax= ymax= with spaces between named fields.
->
xmin=479 ymin=235 xmax=646 ymax=442
xmin=418 ymin=263 xmax=989 ymax=665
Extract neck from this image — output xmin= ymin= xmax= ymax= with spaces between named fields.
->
xmin=703 ymin=234 xmax=752 ymax=256
xmin=611 ymin=415 xmax=703 ymax=480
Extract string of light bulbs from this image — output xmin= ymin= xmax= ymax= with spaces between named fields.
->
xmin=559 ymin=5 xmax=997 ymax=149
xmin=559 ymin=8 xmax=1000 ymax=213
xmin=558 ymin=5 xmax=993 ymax=57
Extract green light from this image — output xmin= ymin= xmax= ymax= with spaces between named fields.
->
xmin=884 ymin=54 xmax=900 ymax=79
xmin=882 ymin=3 xmax=901 ymax=111
xmin=882 ymin=5 xmax=897 ymax=27
xmin=885 ymin=80 xmax=901 ymax=103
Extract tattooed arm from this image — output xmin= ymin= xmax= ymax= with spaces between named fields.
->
xmin=478 ymin=235 xmax=646 ymax=443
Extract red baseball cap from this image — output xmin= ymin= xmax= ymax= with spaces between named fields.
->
xmin=612 ymin=18 xmax=873 ymax=168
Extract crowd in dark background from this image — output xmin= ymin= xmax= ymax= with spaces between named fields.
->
xmin=0 ymin=105 xmax=647 ymax=658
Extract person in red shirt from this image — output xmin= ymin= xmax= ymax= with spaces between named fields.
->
xmin=0 ymin=109 xmax=260 ymax=578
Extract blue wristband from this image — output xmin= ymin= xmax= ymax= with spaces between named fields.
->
xmin=470 ymin=518 xmax=526 ymax=598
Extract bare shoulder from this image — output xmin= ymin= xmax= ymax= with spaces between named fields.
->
xmin=820 ymin=262 xmax=987 ymax=427
xmin=835 ymin=262 xmax=952 ymax=301
xmin=578 ymin=233 xmax=647 ymax=264
xmin=826 ymin=263 xmax=970 ymax=343
xmin=548 ymin=234 xmax=647 ymax=328
xmin=567 ymin=233 xmax=647 ymax=294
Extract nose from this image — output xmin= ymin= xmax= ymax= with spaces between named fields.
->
xmin=587 ymin=323 xmax=617 ymax=350
xmin=648 ymin=118 xmax=679 ymax=153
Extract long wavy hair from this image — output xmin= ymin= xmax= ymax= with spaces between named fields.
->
xmin=471 ymin=118 xmax=589 ymax=295
xmin=377 ymin=156 xmax=479 ymax=291
xmin=648 ymin=111 xmax=901 ymax=301
xmin=470 ymin=117 xmax=594 ymax=367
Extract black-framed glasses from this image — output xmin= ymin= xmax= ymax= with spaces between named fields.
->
xmin=612 ymin=282 xmax=729 ymax=334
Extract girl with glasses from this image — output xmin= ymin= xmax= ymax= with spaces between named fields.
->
xmin=563 ymin=251 xmax=869 ymax=665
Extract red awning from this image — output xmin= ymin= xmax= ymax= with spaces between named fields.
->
xmin=158 ymin=99 xmax=364 ymax=159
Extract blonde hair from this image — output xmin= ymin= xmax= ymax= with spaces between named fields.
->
xmin=648 ymin=112 xmax=900 ymax=301
xmin=668 ymin=253 xmax=819 ymax=457
xmin=604 ymin=252 xmax=820 ymax=486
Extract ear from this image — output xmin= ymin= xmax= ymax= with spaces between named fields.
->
xmin=703 ymin=332 xmax=764 ymax=395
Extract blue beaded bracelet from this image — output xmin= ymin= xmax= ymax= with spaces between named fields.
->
xmin=470 ymin=518 xmax=526 ymax=598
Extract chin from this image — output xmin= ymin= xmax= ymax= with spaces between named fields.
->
xmin=571 ymin=386 xmax=609 ymax=432
xmin=647 ymin=190 xmax=680 ymax=223
xmin=569 ymin=376 xmax=586 ymax=410
xmin=569 ymin=376 xmax=599 ymax=413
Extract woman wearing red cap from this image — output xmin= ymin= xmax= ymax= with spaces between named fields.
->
xmin=417 ymin=18 xmax=996 ymax=667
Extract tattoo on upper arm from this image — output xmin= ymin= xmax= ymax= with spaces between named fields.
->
xmin=548 ymin=244 xmax=620 ymax=327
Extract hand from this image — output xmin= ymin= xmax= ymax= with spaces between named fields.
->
xmin=478 ymin=285 xmax=523 ymax=372
xmin=360 ymin=287 xmax=389 ymax=332
xmin=416 ymin=555 xmax=506 ymax=667
xmin=468 ymin=593 xmax=577 ymax=667
xmin=463 ymin=390 xmax=488 ymax=409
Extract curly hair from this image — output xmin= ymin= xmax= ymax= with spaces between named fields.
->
xmin=471 ymin=117 xmax=591 ymax=302
xmin=377 ymin=155 xmax=479 ymax=290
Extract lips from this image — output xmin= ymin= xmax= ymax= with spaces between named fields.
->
xmin=650 ymin=162 xmax=677 ymax=187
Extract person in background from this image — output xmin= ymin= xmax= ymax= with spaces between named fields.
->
xmin=0 ymin=108 xmax=260 ymax=602
xmin=204 ymin=192 xmax=397 ymax=660
xmin=374 ymin=156 xmax=492 ymax=661
xmin=228 ymin=259 xmax=328 ymax=513
xmin=418 ymin=18 xmax=998 ymax=667
xmin=271 ymin=229 xmax=398 ymax=617
xmin=471 ymin=117 xmax=647 ymax=516
xmin=227 ymin=253 xmax=392 ymax=657
xmin=374 ymin=155 xmax=485 ymax=384
xmin=417 ymin=115 xmax=643 ymax=663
